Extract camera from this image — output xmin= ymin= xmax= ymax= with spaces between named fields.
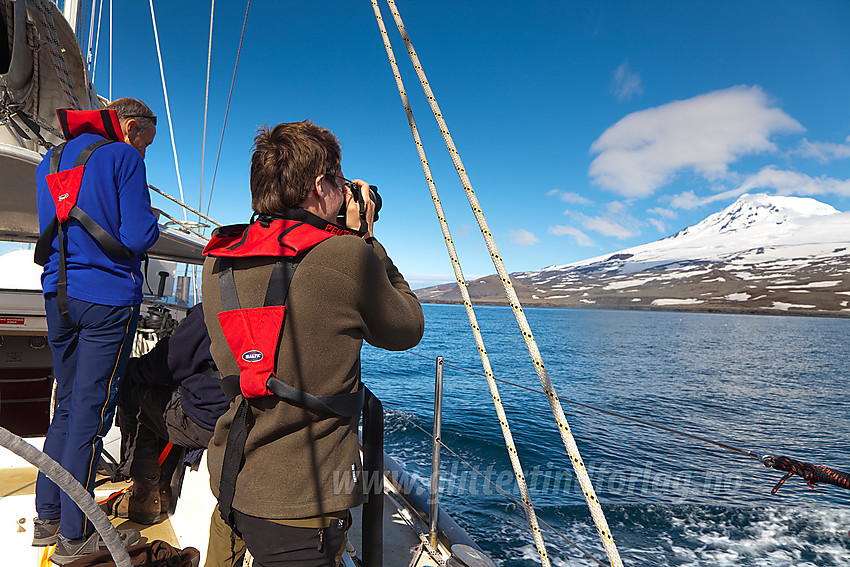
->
xmin=337 ymin=182 xmax=382 ymax=226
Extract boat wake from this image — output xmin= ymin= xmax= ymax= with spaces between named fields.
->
xmin=478 ymin=503 xmax=850 ymax=567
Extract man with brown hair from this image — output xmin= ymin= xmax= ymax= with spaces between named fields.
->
xmin=33 ymin=98 xmax=159 ymax=565
xmin=202 ymin=120 xmax=423 ymax=566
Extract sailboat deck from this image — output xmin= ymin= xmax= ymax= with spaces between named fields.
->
xmin=1 ymin=434 xmax=446 ymax=567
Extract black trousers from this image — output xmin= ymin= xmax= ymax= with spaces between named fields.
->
xmin=232 ymin=509 xmax=350 ymax=567
xmin=117 ymin=379 xmax=213 ymax=480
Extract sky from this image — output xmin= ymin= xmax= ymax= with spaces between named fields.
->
xmin=65 ymin=0 xmax=850 ymax=289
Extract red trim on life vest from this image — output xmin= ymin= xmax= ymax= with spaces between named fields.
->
xmin=204 ymin=219 xmax=340 ymax=258
xmin=46 ymin=166 xmax=85 ymax=223
xmin=57 ymin=109 xmax=125 ymax=142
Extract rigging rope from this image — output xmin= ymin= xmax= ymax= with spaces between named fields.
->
xmin=199 ymin=0 xmax=215 ymax=223
xmin=205 ymin=0 xmax=251 ymax=220
xmin=147 ymin=0 xmax=187 ymax=221
xmin=155 ymin=209 xmax=207 ymax=241
xmin=148 ymin=183 xmax=221 ymax=228
xmin=379 ymin=1 xmax=623 ymax=564
xmin=369 ymin=3 xmax=552 ymax=567
xmin=91 ymin=0 xmax=104 ymax=82
xmin=85 ymin=0 xmax=97 ymax=70
xmin=109 ymin=0 xmax=112 ymax=100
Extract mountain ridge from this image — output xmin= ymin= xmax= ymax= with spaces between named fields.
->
xmin=416 ymin=194 xmax=850 ymax=317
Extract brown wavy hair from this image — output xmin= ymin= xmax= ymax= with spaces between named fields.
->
xmin=250 ymin=120 xmax=341 ymax=214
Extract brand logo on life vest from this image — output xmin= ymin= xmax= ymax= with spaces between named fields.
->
xmin=58 ymin=193 xmax=69 ymax=201
xmin=241 ymin=350 xmax=263 ymax=363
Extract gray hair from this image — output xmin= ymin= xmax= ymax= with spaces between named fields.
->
xmin=107 ymin=98 xmax=157 ymax=132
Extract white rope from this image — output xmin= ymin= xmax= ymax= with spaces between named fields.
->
xmin=382 ymin=1 xmax=624 ymax=565
xmin=147 ymin=182 xmax=221 ymax=228
xmin=369 ymin=3 xmax=552 ymax=567
xmin=148 ymin=0 xmax=187 ymax=221
xmin=91 ymin=0 xmax=103 ymax=82
xmin=199 ymin=0 xmax=215 ymax=220
xmin=108 ymin=0 xmax=112 ymax=100
xmin=85 ymin=0 xmax=97 ymax=68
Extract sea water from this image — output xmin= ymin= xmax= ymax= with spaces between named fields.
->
xmin=362 ymin=304 xmax=850 ymax=567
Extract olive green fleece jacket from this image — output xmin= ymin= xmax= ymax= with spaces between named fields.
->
xmin=202 ymin=232 xmax=424 ymax=520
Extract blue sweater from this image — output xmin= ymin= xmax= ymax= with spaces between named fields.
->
xmin=36 ymin=133 xmax=160 ymax=306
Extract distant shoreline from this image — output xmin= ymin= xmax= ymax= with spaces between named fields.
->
xmin=417 ymin=298 xmax=850 ymax=319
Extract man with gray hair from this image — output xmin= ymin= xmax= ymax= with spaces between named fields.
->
xmin=33 ymin=98 xmax=160 ymax=565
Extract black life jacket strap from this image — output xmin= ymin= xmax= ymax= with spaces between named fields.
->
xmin=36 ymin=139 xmax=135 ymax=326
xmin=218 ymin=374 xmax=365 ymax=417
xmin=217 ymin=251 xmax=370 ymax=532
xmin=217 ymin=382 xmax=373 ymax=535
xmin=217 ymin=259 xmax=239 ymax=312
xmin=34 ymin=217 xmax=57 ymax=267
xmin=71 ymin=139 xmax=113 ymax=170
xmin=34 ymin=142 xmax=68 ymax=267
xmin=264 ymin=260 xmax=297 ymax=307
xmin=35 ymin=140 xmax=136 ymax=265
xmin=67 ymin=206 xmax=135 ymax=259
xmin=56 ymin=223 xmax=71 ymax=326
xmin=48 ymin=141 xmax=66 ymax=175
xmin=218 ymin=397 xmax=251 ymax=535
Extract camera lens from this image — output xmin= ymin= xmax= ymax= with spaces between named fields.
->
xmin=338 ymin=183 xmax=382 ymax=225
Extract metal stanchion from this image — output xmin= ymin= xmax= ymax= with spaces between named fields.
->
xmin=429 ymin=356 xmax=444 ymax=548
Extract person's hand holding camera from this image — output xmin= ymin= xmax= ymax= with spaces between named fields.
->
xmin=343 ymin=179 xmax=376 ymax=238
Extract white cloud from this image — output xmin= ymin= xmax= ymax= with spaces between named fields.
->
xmin=670 ymin=167 xmax=850 ymax=210
xmin=581 ymin=216 xmax=638 ymax=239
xmin=564 ymin=201 xmax=643 ymax=239
xmin=548 ymin=189 xmax=592 ymax=205
xmin=507 ymin=228 xmax=540 ymax=246
xmin=589 ymin=85 xmax=803 ymax=198
xmin=669 ymin=190 xmax=705 ymax=210
xmin=795 ymin=137 xmax=850 ymax=163
xmin=547 ymin=225 xmax=595 ymax=247
xmin=648 ymin=207 xmax=677 ymax=219
xmin=736 ymin=166 xmax=850 ymax=197
xmin=611 ymin=61 xmax=643 ymax=102
xmin=647 ymin=218 xmax=667 ymax=233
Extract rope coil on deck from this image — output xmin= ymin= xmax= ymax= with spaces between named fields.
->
xmin=369 ymin=3 xmax=551 ymax=566
xmin=378 ymin=1 xmax=623 ymax=564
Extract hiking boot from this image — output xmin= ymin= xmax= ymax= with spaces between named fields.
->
xmin=159 ymin=479 xmax=172 ymax=514
xmin=32 ymin=517 xmax=60 ymax=546
xmin=105 ymin=477 xmax=161 ymax=525
xmin=50 ymin=528 xmax=140 ymax=565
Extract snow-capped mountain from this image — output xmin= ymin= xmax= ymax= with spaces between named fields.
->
xmin=418 ymin=194 xmax=850 ymax=316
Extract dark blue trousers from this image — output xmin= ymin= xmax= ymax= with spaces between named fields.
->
xmin=35 ymin=294 xmax=139 ymax=540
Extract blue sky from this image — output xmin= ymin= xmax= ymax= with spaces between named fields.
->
xmin=75 ymin=0 xmax=850 ymax=289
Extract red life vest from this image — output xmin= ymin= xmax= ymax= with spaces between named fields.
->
xmin=203 ymin=211 xmax=363 ymax=399
xmin=204 ymin=210 xmax=376 ymax=531
xmin=34 ymin=109 xmax=134 ymax=323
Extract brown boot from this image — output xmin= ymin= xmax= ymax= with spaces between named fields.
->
xmin=159 ymin=478 xmax=172 ymax=515
xmin=107 ymin=477 xmax=161 ymax=525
